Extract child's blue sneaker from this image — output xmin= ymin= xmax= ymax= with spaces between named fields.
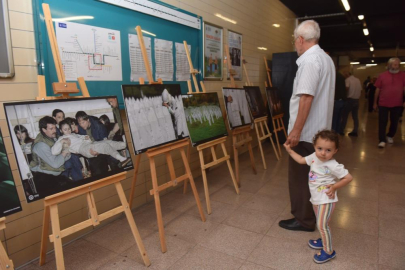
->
xmin=308 ymin=238 xmax=323 ymax=249
xmin=313 ymin=249 xmax=336 ymax=264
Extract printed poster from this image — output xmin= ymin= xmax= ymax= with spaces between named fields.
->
xmin=204 ymin=23 xmax=222 ymax=80
xmin=227 ymin=30 xmax=242 ymax=80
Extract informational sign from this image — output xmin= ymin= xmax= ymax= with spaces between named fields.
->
xmin=155 ymin=38 xmax=174 ymax=81
xmin=175 ymin=42 xmax=191 ymax=81
xmin=227 ymin=30 xmax=242 ymax=80
xmin=204 ymin=23 xmax=222 ymax=80
xmin=55 ymin=22 xmax=122 ymax=81
xmin=129 ymin=34 xmax=152 ymax=82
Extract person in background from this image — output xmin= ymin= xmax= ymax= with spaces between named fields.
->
xmin=106 ymin=98 xmax=124 ymax=142
xmin=363 ymin=76 xmax=371 ymax=98
xmin=339 ymin=72 xmax=362 ymax=137
xmin=52 ymin=109 xmax=65 ymax=136
xmin=14 ymin=125 xmax=35 ymax=163
xmin=366 ymin=77 xmax=377 ymax=112
xmin=331 ymin=71 xmax=346 ymax=133
xmin=278 ymin=20 xmax=335 ymax=232
xmin=373 ymin=57 xmax=405 ymax=148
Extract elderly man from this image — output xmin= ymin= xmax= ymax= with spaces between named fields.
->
xmin=279 ymin=20 xmax=335 ymax=232
xmin=373 ymin=57 xmax=405 ymax=148
xmin=339 ymin=72 xmax=362 ymax=136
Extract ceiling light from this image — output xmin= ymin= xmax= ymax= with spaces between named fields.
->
xmin=215 ymin=14 xmax=237 ymax=24
xmin=370 ymin=47 xmax=374 ymax=51
xmin=358 ymin=15 xmax=364 ymax=20
xmin=363 ymin=28 xmax=369 ymax=36
xmin=371 ymin=60 xmax=374 ymax=63
xmin=141 ymin=30 xmax=156 ymax=37
xmin=52 ymin=16 xmax=94 ymax=22
xmin=357 ymin=66 xmax=366 ymax=70
xmin=350 ymin=62 xmax=360 ymax=64
xmin=366 ymin=64 xmax=377 ymax=66
xmin=341 ymin=0 xmax=350 ymax=11
xmin=258 ymin=47 xmax=267 ymax=50
xmin=401 ymin=62 xmax=405 ymax=64
xmin=272 ymin=24 xmax=280 ymax=28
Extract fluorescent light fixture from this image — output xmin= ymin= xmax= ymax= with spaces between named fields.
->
xmin=52 ymin=16 xmax=94 ymax=22
xmin=401 ymin=62 xmax=405 ymax=64
xmin=141 ymin=30 xmax=156 ymax=37
xmin=366 ymin=64 xmax=377 ymax=66
xmin=370 ymin=46 xmax=374 ymax=51
xmin=257 ymin=47 xmax=267 ymax=50
xmin=357 ymin=66 xmax=367 ymax=70
xmin=371 ymin=60 xmax=374 ymax=63
xmin=350 ymin=62 xmax=360 ymax=64
xmin=358 ymin=15 xmax=364 ymax=20
xmin=341 ymin=0 xmax=350 ymax=11
xmin=272 ymin=24 xmax=280 ymax=28
xmin=215 ymin=14 xmax=237 ymax=24
xmin=363 ymin=28 xmax=369 ymax=36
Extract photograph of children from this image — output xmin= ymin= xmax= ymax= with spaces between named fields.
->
xmin=182 ymin=93 xmax=228 ymax=146
xmin=4 ymin=96 xmax=133 ymax=203
xmin=0 ymin=128 xmax=22 ymax=217
xmin=265 ymin=87 xmax=284 ymax=117
xmin=244 ymin=86 xmax=267 ymax=119
xmin=122 ymin=84 xmax=189 ymax=154
xmin=222 ymin=87 xmax=252 ymax=129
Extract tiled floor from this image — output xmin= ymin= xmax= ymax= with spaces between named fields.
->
xmin=20 ymin=100 xmax=405 ymax=269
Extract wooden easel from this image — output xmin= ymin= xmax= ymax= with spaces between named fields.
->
xmin=128 ymin=26 xmax=206 ymax=253
xmin=38 ymin=5 xmax=150 ymax=269
xmin=225 ymin=45 xmax=257 ymax=186
xmin=182 ymin=41 xmax=239 ymax=215
xmin=0 ymin=218 xmax=14 ymax=270
xmin=264 ymin=57 xmax=287 ymax=157
xmin=242 ymin=58 xmax=279 ymax=168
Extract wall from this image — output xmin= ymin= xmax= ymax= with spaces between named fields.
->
xmin=0 ymin=0 xmax=296 ymax=267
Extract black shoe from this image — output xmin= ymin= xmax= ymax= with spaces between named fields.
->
xmin=348 ymin=132 xmax=358 ymax=137
xmin=278 ymin=218 xmax=315 ymax=232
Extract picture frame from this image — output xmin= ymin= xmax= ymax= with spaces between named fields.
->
xmin=222 ymin=87 xmax=252 ymax=129
xmin=244 ymin=86 xmax=267 ymax=119
xmin=227 ymin=30 xmax=242 ymax=81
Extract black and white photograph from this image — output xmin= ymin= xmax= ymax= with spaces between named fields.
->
xmin=222 ymin=87 xmax=252 ymax=129
xmin=4 ymin=97 xmax=133 ymax=203
xmin=265 ymin=87 xmax=284 ymax=117
xmin=0 ymin=128 xmax=22 ymax=217
xmin=244 ymin=86 xmax=267 ymax=119
xmin=122 ymin=84 xmax=189 ymax=154
xmin=183 ymin=93 xmax=228 ymax=146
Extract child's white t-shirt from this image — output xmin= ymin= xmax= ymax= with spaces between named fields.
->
xmin=304 ymin=153 xmax=349 ymax=205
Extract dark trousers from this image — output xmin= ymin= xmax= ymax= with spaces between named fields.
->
xmin=339 ymin=99 xmax=359 ymax=134
xmin=332 ymin=99 xmax=345 ymax=132
xmin=32 ymin=171 xmax=73 ymax=199
xmin=62 ymin=154 xmax=83 ymax=181
xmin=378 ymin=106 xmax=402 ymax=142
xmin=367 ymin=90 xmax=375 ymax=112
xmin=288 ymin=141 xmax=316 ymax=229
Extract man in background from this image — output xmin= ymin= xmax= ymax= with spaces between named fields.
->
xmin=339 ymin=72 xmax=362 ymax=136
xmin=332 ymin=71 xmax=347 ymax=132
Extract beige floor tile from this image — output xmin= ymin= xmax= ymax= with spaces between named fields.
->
xmin=247 ymin=236 xmax=313 ymax=270
xmin=16 ymin=263 xmax=42 ymax=270
xmin=379 ymin=202 xmax=405 ymax=222
xmin=338 ymin=185 xmax=378 ymax=201
xmin=224 ymin=206 xmax=278 ymax=234
xmin=199 ymin=224 xmax=264 ymax=259
xmin=379 ymin=216 xmax=405 ymax=243
xmin=97 ymin=256 xmax=146 ymax=270
xmin=379 ymin=237 xmax=405 ymax=269
xmin=210 ymin=185 xmax=255 ymax=206
xmin=243 ymin=193 xmax=289 ymax=215
xmin=378 ymin=264 xmax=402 ymax=270
xmin=330 ymin=210 xmax=378 ymax=236
xmin=186 ymin=199 xmax=238 ymax=223
xmin=335 ymin=197 xmax=378 ymax=217
xmin=378 ymin=176 xmax=405 ymax=195
xmin=120 ymin=232 xmax=195 ymax=270
xmin=239 ymin=261 xmax=275 ymax=270
xmin=256 ymin=182 xmax=290 ymax=200
xmin=308 ymin=256 xmax=378 ymax=270
xmin=167 ymin=245 xmax=244 ymax=270
xmin=379 ymin=190 xmax=405 ymax=207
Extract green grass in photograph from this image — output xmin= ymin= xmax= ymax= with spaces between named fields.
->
xmin=187 ymin=114 xmax=227 ymax=143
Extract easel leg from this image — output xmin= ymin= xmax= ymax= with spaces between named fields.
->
xmin=180 ymin=149 xmax=206 ymax=222
xmin=0 ymin=239 xmax=13 ymax=270
xmin=198 ymin=150 xmax=211 ymax=215
xmin=232 ymin=136 xmax=240 ymax=187
xmin=255 ymin=123 xmax=267 ymax=169
xmin=272 ymin=118 xmax=282 ymax=157
xmin=149 ymin=157 xmax=167 ymax=253
xmin=129 ymin=154 xmax=142 ymax=208
xmin=221 ymin=143 xmax=239 ymax=195
xmin=264 ymin=122 xmax=280 ymax=161
xmin=183 ymin=141 xmax=191 ymax=194
xmin=115 ymin=182 xmax=151 ymax=266
xmin=49 ymin=205 xmax=65 ymax=270
xmin=39 ymin=206 xmax=50 ymax=266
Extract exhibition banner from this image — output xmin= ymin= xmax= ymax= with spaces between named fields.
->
xmin=204 ymin=23 xmax=223 ymax=80
xmin=227 ymin=30 xmax=242 ymax=80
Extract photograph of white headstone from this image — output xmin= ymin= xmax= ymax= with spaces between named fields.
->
xmin=222 ymin=87 xmax=252 ymax=129
xmin=182 ymin=93 xmax=228 ymax=146
xmin=122 ymin=84 xmax=189 ymax=154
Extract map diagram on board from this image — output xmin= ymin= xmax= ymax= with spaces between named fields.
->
xmin=55 ymin=22 xmax=122 ymax=81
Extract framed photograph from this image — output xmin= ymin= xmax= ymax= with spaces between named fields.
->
xmin=222 ymin=87 xmax=252 ymax=129
xmin=265 ymin=87 xmax=284 ymax=117
xmin=0 ymin=128 xmax=22 ymax=217
xmin=182 ymin=93 xmax=228 ymax=146
xmin=122 ymin=84 xmax=189 ymax=154
xmin=203 ymin=22 xmax=223 ymax=80
xmin=227 ymin=30 xmax=242 ymax=80
xmin=4 ymin=97 xmax=133 ymax=203
xmin=244 ymin=86 xmax=267 ymax=119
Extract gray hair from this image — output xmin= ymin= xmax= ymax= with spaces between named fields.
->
xmin=294 ymin=20 xmax=321 ymax=42
xmin=387 ymin=57 xmax=400 ymax=68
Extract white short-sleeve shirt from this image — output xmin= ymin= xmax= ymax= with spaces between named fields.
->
xmin=305 ymin=153 xmax=349 ymax=205
xmin=288 ymin=45 xmax=336 ymax=143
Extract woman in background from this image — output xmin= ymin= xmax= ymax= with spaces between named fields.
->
xmin=14 ymin=125 xmax=35 ymax=163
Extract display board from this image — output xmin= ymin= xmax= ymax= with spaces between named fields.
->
xmin=0 ymin=128 xmax=22 ymax=217
xmin=0 ymin=0 xmax=14 ymax=77
xmin=4 ymin=97 xmax=134 ymax=203
xmin=182 ymin=93 xmax=227 ymax=146
xmin=33 ymin=0 xmax=203 ymax=107
xmin=266 ymin=87 xmax=284 ymax=117
xmin=244 ymin=86 xmax=267 ymax=119
xmin=227 ymin=30 xmax=242 ymax=80
xmin=222 ymin=87 xmax=252 ymax=129
xmin=122 ymin=84 xmax=189 ymax=154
